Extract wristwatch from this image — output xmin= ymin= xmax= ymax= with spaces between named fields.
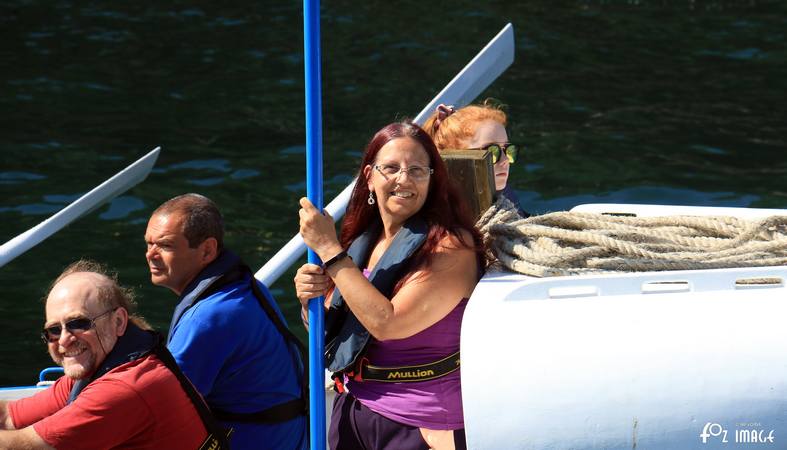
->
xmin=323 ymin=250 xmax=350 ymax=269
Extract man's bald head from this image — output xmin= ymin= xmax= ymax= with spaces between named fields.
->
xmin=44 ymin=261 xmax=141 ymax=380
xmin=46 ymin=260 xmax=149 ymax=330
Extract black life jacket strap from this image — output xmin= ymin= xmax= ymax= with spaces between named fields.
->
xmin=211 ymin=397 xmax=306 ymax=424
xmin=151 ymin=338 xmax=232 ymax=450
xmin=215 ymin=265 xmax=308 ymax=358
xmin=214 ymin=265 xmax=309 ymax=424
xmin=356 ymin=350 xmax=461 ymax=383
xmin=174 ymin=261 xmax=309 ymax=425
xmin=246 ymin=267 xmax=310 ymax=425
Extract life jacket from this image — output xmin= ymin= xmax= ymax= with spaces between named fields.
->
xmin=324 ymin=216 xmax=428 ymax=372
xmin=168 ymin=249 xmax=308 ymax=425
xmin=67 ymin=323 xmax=232 ymax=450
xmin=497 ymin=185 xmax=530 ymax=218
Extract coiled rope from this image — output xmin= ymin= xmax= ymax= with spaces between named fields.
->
xmin=476 ymin=196 xmax=787 ymax=277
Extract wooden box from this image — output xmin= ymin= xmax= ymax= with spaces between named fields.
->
xmin=440 ymin=149 xmax=495 ymax=220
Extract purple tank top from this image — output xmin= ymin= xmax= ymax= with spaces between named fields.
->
xmin=347 ymin=268 xmax=467 ymax=429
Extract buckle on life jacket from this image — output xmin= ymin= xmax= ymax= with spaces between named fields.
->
xmin=331 ymin=356 xmax=368 ymax=394
xmin=359 ymin=351 xmax=461 ymax=383
xmin=331 ymin=372 xmax=347 ymax=394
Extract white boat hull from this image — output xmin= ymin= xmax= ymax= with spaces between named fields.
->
xmin=462 ymin=204 xmax=787 ymax=449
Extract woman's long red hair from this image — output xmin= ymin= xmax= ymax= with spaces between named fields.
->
xmin=339 ymin=121 xmax=486 ymax=291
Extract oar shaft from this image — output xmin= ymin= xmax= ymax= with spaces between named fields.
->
xmin=304 ymin=0 xmax=326 ymax=448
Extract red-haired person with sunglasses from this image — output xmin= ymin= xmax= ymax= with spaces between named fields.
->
xmin=425 ymin=100 xmax=529 ymax=217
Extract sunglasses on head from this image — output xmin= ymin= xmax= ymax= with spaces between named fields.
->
xmin=475 ymin=143 xmax=518 ymax=165
xmin=41 ymin=308 xmax=117 ymax=343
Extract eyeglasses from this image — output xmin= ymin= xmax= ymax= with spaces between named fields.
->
xmin=473 ymin=143 xmax=518 ymax=165
xmin=374 ymin=164 xmax=433 ymax=182
xmin=41 ymin=308 xmax=117 ymax=343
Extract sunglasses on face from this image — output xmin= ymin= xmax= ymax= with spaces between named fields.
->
xmin=41 ymin=308 xmax=116 ymax=344
xmin=475 ymin=143 xmax=518 ymax=165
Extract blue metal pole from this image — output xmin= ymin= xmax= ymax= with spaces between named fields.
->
xmin=303 ymin=0 xmax=326 ymax=448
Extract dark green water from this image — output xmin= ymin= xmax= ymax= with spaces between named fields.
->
xmin=1 ymin=1 xmax=786 ymax=385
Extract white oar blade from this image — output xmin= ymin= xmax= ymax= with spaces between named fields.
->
xmin=256 ymin=23 xmax=515 ymax=287
xmin=0 ymin=147 xmax=161 ymax=268
xmin=413 ymin=23 xmax=515 ymax=124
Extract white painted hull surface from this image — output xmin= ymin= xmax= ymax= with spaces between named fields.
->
xmin=462 ymin=205 xmax=787 ymax=449
xmin=0 ymin=386 xmax=46 ymax=401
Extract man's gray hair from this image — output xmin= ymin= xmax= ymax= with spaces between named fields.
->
xmin=48 ymin=259 xmax=151 ymax=330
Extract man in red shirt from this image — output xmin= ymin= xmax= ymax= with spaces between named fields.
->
xmin=0 ymin=260 xmax=218 ymax=449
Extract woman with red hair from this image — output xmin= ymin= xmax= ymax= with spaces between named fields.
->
xmin=425 ymin=101 xmax=528 ymax=217
xmin=295 ymin=121 xmax=485 ymax=449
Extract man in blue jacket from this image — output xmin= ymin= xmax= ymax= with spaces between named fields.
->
xmin=144 ymin=193 xmax=307 ymax=450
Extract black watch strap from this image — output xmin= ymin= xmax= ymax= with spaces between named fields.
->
xmin=323 ymin=250 xmax=349 ymax=269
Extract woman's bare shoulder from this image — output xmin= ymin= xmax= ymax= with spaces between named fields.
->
xmin=427 ymin=229 xmax=477 ymax=278
xmin=435 ymin=228 xmax=476 ymax=254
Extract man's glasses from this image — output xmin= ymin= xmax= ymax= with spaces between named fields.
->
xmin=374 ymin=164 xmax=433 ymax=182
xmin=41 ymin=308 xmax=117 ymax=343
xmin=474 ymin=143 xmax=518 ymax=165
